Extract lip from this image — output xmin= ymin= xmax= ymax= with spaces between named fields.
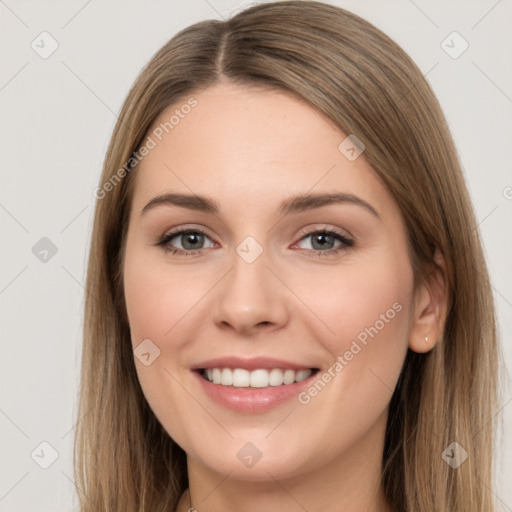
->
xmin=190 ymin=356 xmax=316 ymax=372
xmin=191 ymin=357 xmax=320 ymax=413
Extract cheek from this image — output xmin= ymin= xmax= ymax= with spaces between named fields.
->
xmin=298 ymin=249 xmax=410 ymax=332
xmin=122 ymin=246 xmax=207 ymax=441
xmin=123 ymin=247 xmax=207 ymax=346
xmin=291 ymin=249 xmax=413 ymax=394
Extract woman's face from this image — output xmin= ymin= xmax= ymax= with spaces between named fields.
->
xmin=123 ymin=82 xmax=418 ymax=481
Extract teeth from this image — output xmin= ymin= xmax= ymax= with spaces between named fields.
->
xmin=250 ymin=369 xmax=269 ymax=388
xmin=283 ymin=369 xmax=296 ymax=384
xmin=295 ymin=369 xmax=312 ymax=382
xmin=233 ymin=368 xmax=250 ymax=387
xmin=268 ymin=368 xmax=284 ymax=386
xmin=220 ymin=368 xmax=233 ymax=386
xmin=202 ymin=368 xmax=313 ymax=387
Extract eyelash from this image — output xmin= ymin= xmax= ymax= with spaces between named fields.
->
xmin=155 ymin=227 xmax=354 ymax=258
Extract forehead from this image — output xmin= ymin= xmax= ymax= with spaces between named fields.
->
xmin=130 ymin=82 xmax=389 ymax=216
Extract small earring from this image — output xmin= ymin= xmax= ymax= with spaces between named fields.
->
xmin=425 ymin=336 xmax=429 ymax=344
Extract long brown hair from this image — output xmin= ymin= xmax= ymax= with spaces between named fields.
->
xmin=74 ymin=1 xmax=500 ymax=510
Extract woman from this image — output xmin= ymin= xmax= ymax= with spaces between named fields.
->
xmin=75 ymin=1 xmax=500 ymax=510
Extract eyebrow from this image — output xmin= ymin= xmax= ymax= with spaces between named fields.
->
xmin=140 ymin=192 xmax=380 ymax=219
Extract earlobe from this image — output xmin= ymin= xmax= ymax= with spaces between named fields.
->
xmin=408 ymin=247 xmax=449 ymax=354
xmin=410 ymin=335 xmax=436 ymax=354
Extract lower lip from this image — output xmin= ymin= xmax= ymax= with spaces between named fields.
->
xmin=192 ymin=370 xmax=318 ymax=413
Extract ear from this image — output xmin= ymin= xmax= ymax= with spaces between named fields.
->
xmin=409 ymin=247 xmax=450 ymax=353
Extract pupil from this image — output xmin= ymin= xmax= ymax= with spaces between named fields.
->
xmin=313 ymin=234 xmax=333 ymax=250
xmin=183 ymin=232 xmax=203 ymax=250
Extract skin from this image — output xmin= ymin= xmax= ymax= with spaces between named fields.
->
xmin=122 ymin=81 xmax=447 ymax=512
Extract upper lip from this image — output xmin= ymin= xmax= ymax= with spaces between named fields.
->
xmin=190 ymin=356 xmax=318 ymax=372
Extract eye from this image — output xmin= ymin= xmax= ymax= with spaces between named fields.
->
xmin=155 ymin=228 xmax=215 ymax=256
xmin=294 ymin=228 xmax=354 ymax=256
xmin=155 ymin=226 xmax=354 ymax=257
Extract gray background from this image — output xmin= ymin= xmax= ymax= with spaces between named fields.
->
xmin=0 ymin=1 xmax=511 ymax=510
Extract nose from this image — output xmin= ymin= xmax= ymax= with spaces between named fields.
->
xmin=210 ymin=246 xmax=290 ymax=337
